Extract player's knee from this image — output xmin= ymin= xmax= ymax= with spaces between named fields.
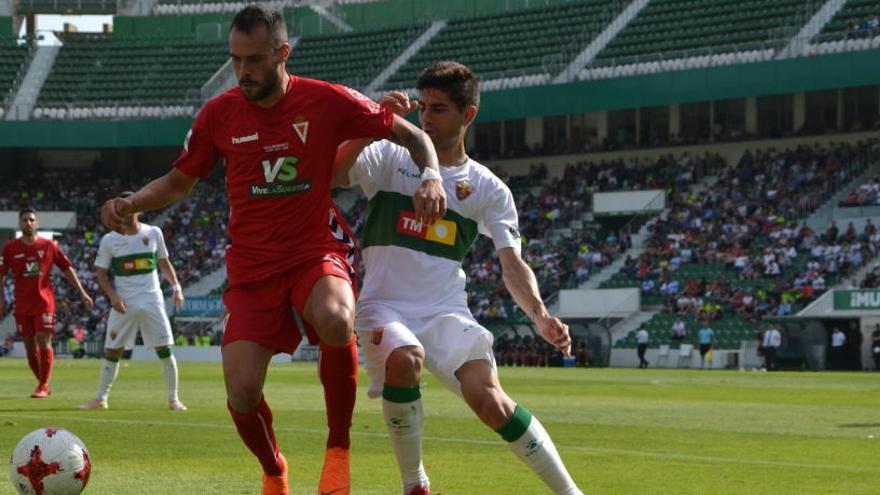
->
xmin=385 ymin=346 xmax=424 ymax=386
xmin=315 ymin=309 xmax=354 ymax=346
xmin=104 ymin=347 xmax=124 ymax=359
xmin=226 ymin=380 xmax=263 ymax=412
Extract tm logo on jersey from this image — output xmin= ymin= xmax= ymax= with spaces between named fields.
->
xmin=396 ymin=211 xmax=457 ymax=246
xmin=251 ymin=156 xmax=312 ymax=198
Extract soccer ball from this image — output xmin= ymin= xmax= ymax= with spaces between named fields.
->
xmin=8 ymin=427 xmax=91 ymax=495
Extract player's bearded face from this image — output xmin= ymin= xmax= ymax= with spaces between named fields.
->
xmin=229 ymin=27 xmax=284 ymax=102
xmin=19 ymin=214 xmax=37 ymax=236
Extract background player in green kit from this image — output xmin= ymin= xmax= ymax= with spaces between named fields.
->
xmin=333 ymin=61 xmax=583 ymax=495
xmin=80 ymin=194 xmax=187 ymax=411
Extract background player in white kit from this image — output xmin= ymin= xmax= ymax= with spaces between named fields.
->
xmin=334 ymin=61 xmax=582 ymax=495
xmin=80 ymin=193 xmax=187 ymax=411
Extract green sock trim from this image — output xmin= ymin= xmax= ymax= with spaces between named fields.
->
xmin=156 ymin=348 xmax=172 ymax=359
xmin=105 ymin=356 xmax=120 ymax=363
xmin=382 ymin=384 xmax=421 ymax=403
xmin=496 ymin=404 xmax=533 ymax=443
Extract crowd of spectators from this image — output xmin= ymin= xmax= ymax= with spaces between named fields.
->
xmin=493 ymin=334 xmax=592 ymax=367
xmin=846 ymin=14 xmax=879 ymax=39
xmin=627 ymin=141 xmax=880 ymax=321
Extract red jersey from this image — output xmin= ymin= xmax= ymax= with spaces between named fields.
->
xmin=174 ymin=75 xmax=393 ymax=287
xmin=0 ymin=237 xmax=72 ymax=315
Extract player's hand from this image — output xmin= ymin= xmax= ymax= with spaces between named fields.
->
xmin=110 ymin=295 xmax=126 ymax=314
xmin=173 ymin=290 xmax=185 ymax=310
xmin=413 ymin=178 xmax=446 ymax=225
xmin=80 ymin=292 xmax=94 ymax=311
xmin=101 ymin=196 xmax=135 ymax=233
xmin=0 ymin=297 xmax=5 ymax=318
xmin=537 ymin=315 xmax=572 ymax=357
xmin=379 ymin=91 xmax=417 ymax=117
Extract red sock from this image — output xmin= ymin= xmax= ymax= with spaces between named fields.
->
xmin=319 ymin=338 xmax=358 ymax=450
xmin=37 ymin=347 xmax=53 ymax=386
xmin=228 ymin=396 xmax=284 ymax=476
xmin=26 ymin=349 xmax=40 ymax=381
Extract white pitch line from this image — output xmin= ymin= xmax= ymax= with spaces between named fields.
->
xmin=1 ymin=413 xmax=877 ymax=474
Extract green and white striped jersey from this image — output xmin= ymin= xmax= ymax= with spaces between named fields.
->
xmin=95 ymin=223 xmax=169 ymax=300
xmin=349 ymin=140 xmax=521 ymax=318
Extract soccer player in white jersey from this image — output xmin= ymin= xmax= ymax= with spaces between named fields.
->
xmin=333 ymin=61 xmax=583 ymax=495
xmin=80 ymin=194 xmax=187 ymax=411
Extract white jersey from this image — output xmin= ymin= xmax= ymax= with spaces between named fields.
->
xmin=95 ymin=223 xmax=169 ymax=301
xmin=350 ymin=140 xmax=521 ymax=318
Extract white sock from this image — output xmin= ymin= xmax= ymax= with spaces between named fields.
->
xmin=160 ymin=355 xmax=179 ymax=402
xmin=501 ymin=405 xmax=582 ymax=495
xmin=383 ymin=385 xmax=429 ymax=493
xmin=96 ymin=358 xmax=120 ymax=402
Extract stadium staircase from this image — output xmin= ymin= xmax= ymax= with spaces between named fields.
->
xmin=5 ymin=44 xmax=59 ymax=121
xmin=554 ymin=0 xmax=650 ymax=84
xmin=310 ymin=2 xmax=353 ymax=33
xmin=365 ymin=20 xmax=446 ymax=96
xmin=183 ymin=263 xmax=228 ymax=296
xmin=776 ymin=0 xmax=848 ymax=60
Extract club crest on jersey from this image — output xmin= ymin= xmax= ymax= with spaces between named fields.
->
xmin=141 ymin=236 xmax=149 ymax=246
xmin=371 ymin=327 xmax=384 ymax=345
xmin=110 ymin=331 xmax=118 ymax=340
xmin=292 ymin=117 xmax=309 ymax=145
xmin=455 ymin=180 xmax=473 ymax=201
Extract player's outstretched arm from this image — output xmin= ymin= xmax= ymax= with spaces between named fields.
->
xmin=96 ymin=267 xmax=125 ymax=314
xmin=498 ymin=247 xmax=572 ymax=356
xmin=388 ymin=114 xmax=446 ymax=225
xmin=62 ymin=267 xmax=94 ymax=310
xmin=101 ymin=169 xmax=198 ymax=233
xmin=157 ymin=258 xmax=185 ymax=310
xmin=332 ymin=139 xmax=373 ymax=188
xmin=331 ymin=91 xmax=423 ymax=189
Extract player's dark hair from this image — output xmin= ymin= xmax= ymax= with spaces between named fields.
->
xmin=18 ymin=207 xmax=36 ymax=219
xmin=230 ymin=4 xmax=288 ymax=50
xmin=417 ymin=61 xmax=479 ymax=112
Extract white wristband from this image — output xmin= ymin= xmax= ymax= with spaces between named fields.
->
xmin=420 ymin=167 xmax=442 ymax=182
xmin=172 ymin=284 xmax=182 ymax=293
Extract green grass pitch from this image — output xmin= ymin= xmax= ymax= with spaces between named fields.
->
xmin=1 ymin=358 xmax=878 ymax=494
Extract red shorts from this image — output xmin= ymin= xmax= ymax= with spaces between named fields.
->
xmin=221 ymin=253 xmax=354 ymax=354
xmin=16 ymin=313 xmax=55 ymax=337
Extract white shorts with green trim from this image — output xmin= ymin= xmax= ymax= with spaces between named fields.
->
xmin=105 ymin=297 xmax=173 ymax=349
xmin=356 ymin=302 xmax=495 ymax=399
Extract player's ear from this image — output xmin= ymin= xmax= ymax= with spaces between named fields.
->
xmin=463 ymin=105 xmax=478 ymax=128
xmin=277 ymin=42 xmax=290 ymax=65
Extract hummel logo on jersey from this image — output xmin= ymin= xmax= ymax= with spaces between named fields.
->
xmin=231 ymin=132 xmax=259 ymax=145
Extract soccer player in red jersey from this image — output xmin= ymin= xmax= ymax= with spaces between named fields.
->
xmin=100 ymin=5 xmax=445 ymax=495
xmin=0 ymin=208 xmax=94 ymax=398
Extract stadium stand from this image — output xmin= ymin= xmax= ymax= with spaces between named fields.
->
xmin=579 ymin=0 xmax=823 ymax=81
xmin=383 ymin=0 xmax=628 ymax=91
xmin=814 ymin=0 xmax=879 ymax=42
xmin=152 ymin=0 xmax=285 ymax=16
xmin=32 ymin=33 xmax=226 ymax=120
xmin=15 ymin=0 xmax=117 ymax=15
xmin=611 ymin=139 xmax=880 ymax=351
xmin=286 ymin=24 xmax=427 ymax=88
xmin=0 ymin=37 xmax=32 ymax=119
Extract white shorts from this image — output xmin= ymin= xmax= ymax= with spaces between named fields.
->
xmin=105 ymin=297 xmax=173 ymax=349
xmin=356 ymin=303 xmax=495 ymax=399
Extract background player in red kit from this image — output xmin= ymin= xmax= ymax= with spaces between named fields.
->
xmin=0 ymin=207 xmax=94 ymax=398
xmin=100 ymin=5 xmax=445 ymax=495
